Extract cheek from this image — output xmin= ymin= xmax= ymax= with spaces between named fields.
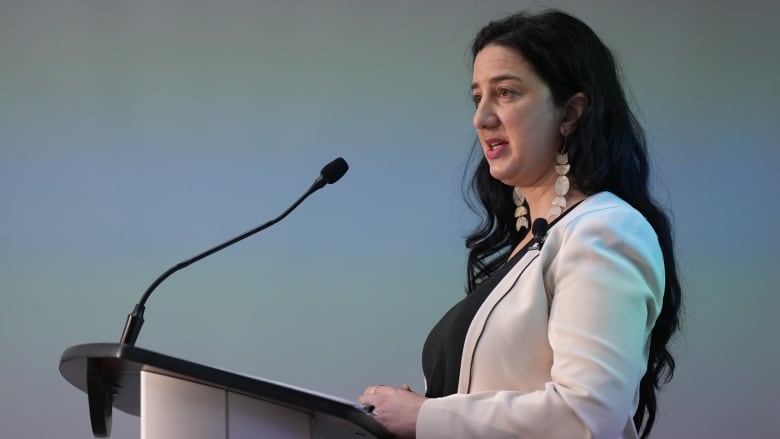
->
xmin=518 ymin=107 xmax=559 ymax=140
xmin=503 ymin=111 xmax=536 ymax=141
xmin=505 ymin=112 xmax=560 ymax=158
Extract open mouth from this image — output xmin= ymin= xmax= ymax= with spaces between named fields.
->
xmin=486 ymin=137 xmax=508 ymax=150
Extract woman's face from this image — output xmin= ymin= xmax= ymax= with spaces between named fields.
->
xmin=471 ymin=44 xmax=565 ymax=189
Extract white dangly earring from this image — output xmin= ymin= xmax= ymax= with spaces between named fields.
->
xmin=548 ymin=136 xmax=571 ymax=219
xmin=512 ymin=186 xmax=529 ymax=232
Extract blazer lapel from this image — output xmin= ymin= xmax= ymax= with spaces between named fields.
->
xmin=458 ymin=249 xmax=541 ymax=393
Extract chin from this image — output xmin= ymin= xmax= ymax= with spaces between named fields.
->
xmin=488 ymin=167 xmax=517 ymax=187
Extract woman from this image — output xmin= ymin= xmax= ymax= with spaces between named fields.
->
xmin=359 ymin=10 xmax=681 ymax=439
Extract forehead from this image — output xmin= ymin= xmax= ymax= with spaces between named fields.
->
xmin=472 ymin=44 xmax=541 ymax=85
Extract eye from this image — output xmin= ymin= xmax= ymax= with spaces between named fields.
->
xmin=471 ymin=93 xmax=482 ymax=106
xmin=497 ymin=87 xmax=515 ymax=98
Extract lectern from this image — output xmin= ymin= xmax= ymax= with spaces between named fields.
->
xmin=59 ymin=343 xmax=391 ymax=438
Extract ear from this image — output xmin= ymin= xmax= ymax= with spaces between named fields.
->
xmin=560 ymin=92 xmax=589 ymax=136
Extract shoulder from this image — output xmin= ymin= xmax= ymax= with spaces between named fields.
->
xmin=560 ymin=192 xmax=647 ymax=226
xmin=541 ymin=192 xmax=665 ymax=297
xmin=548 ymin=192 xmax=658 ymax=247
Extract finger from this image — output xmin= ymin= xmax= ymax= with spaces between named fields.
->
xmin=372 ymin=384 xmax=397 ymax=395
xmin=357 ymin=394 xmax=376 ymax=405
xmin=401 ymin=384 xmax=412 ymax=391
xmin=362 ymin=385 xmax=384 ymax=395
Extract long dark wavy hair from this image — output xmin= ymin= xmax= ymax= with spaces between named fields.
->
xmin=464 ymin=10 xmax=681 ymax=438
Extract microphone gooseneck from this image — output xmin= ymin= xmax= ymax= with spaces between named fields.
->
xmin=119 ymin=157 xmax=350 ymax=346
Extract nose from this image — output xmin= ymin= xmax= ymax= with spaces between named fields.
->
xmin=473 ymin=101 xmax=498 ymax=129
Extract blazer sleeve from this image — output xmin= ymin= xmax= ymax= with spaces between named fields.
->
xmin=416 ymin=205 xmax=665 ymax=439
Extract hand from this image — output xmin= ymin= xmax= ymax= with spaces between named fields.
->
xmin=358 ymin=384 xmax=426 ymax=439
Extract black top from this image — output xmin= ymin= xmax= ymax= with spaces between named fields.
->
xmin=422 ymin=206 xmax=581 ymax=398
xmin=421 ymin=244 xmax=531 ymax=397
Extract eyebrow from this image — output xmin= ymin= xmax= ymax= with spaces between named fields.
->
xmin=470 ymin=74 xmax=524 ymax=91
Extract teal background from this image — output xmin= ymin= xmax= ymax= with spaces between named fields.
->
xmin=1 ymin=1 xmax=778 ymax=437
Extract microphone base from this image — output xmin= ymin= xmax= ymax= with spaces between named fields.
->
xmin=119 ymin=305 xmax=145 ymax=346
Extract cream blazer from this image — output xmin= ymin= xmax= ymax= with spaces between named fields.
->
xmin=417 ymin=192 xmax=665 ymax=439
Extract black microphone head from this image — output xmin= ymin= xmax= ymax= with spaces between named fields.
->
xmin=532 ymin=218 xmax=549 ymax=237
xmin=320 ymin=157 xmax=349 ymax=184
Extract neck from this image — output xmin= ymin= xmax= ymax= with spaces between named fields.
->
xmin=521 ymin=185 xmax=554 ymax=219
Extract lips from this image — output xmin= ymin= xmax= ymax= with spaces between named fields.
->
xmin=484 ymin=137 xmax=508 ymax=159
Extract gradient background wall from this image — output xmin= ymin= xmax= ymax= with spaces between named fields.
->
xmin=1 ymin=0 xmax=778 ymax=438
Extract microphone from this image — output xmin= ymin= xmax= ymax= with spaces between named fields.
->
xmin=118 ymin=157 xmax=349 ymax=346
xmin=312 ymin=157 xmax=349 ymax=190
xmin=531 ymin=218 xmax=549 ymax=249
